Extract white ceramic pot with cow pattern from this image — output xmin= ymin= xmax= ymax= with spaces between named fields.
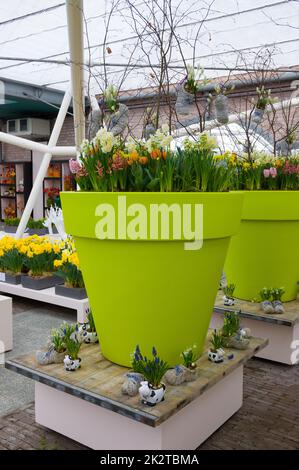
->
xmin=208 ymin=348 xmax=224 ymax=363
xmin=63 ymin=354 xmax=81 ymax=371
xmin=138 ymin=381 xmax=166 ymax=406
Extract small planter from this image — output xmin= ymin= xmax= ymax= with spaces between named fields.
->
xmin=223 ymin=295 xmax=235 ymax=307
xmin=165 ymin=365 xmax=197 ymax=385
xmin=4 ymin=225 xmax=17 ymax=233
xmin=4 ymin=273 xmax=22 ymax=285
xmin=27 ymin=228 xmax=48 ymax=236
xmin=224 ymin=336 xmax=249 ymax=350
xmin=139 ymin=381 xmax=165 ymax=406
xmin=55 ymin=284 xmax=87 ymax=300
xmin=64 ymin=354 xmax=81 ymax=371
xmin=21 ymin=274 xmax=63 ymax=290
xmin=208 ymin=348 xmax=224 ymax=363
xmin=122 ymin=372 xmax=144 ymax=396
xmin=175 ymin=84 xmax=195 ymax=115
xmin=36 ymin=348 xmax=66 ymax=365
xmin=0 ymin=271 xmax=6 ymax=282
xmin=215 ymin=94 xmax=229 ymax=124
xmin=252 ymin=107 xmax=264 ymax=124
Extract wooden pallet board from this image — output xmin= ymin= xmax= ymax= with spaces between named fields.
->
xmin=214 ymin=290 xmax=299 ymax=327
xmin=5 ymin=332 xmax=267 ymax=428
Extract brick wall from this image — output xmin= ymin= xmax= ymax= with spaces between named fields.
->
xmin=1 ymin=80 xmax=298 ymax=163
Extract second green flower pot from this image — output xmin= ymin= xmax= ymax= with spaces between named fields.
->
xmin=225 ymin=191 xmax=299 ymax=302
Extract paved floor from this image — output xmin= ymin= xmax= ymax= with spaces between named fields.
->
xmin=1 ymin=296 xmax=75 ymax=416
xmin=0 ymin=295 xmax=298 ymax=450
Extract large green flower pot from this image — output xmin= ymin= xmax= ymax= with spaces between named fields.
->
xmin=61 ymin=192 xmax=244 ymax=367
xmin=225 ymin=191 xmax=299 ymax=302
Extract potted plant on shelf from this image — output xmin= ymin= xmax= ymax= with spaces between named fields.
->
xmin=3 ymin=217 xmax=20 ymax=233
xmin=62 ymin=127 xmax=244 ymax=367
xmin=0 ymin=237 xmax=25 ymax=284
xmin=76 ymin=310 xmax=98 ymax=344
xmin=165 ymin=344 xmax=199 ymax=385
xmin=132 ymin=346 xmax=169 ymax=406
xmin=36 ymin=328 xmax=67 ymax=365
xmin=64 ymin=336 xmax=82 ymax=371
xmin=222 ymin=283 xmax=236 ymax=306
xmin=21 ymin=237 xmax=63 ymax=290
xmin=224 ymin=154 xmax=299 ymax=301
xmin=3 ymin=205 xmax=17 ymax=224
xmin=221 ymin=311 xmax=250 ymax=350
xmin=54 ymin=239 xmax=87 ymax=300
xmin=208 ymin=330 xmax=225 ymax=363
xmin=27 ymin=218 xmax=47 ymax=236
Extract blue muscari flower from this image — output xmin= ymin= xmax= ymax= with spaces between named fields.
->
xmin=134 ymin=352 xmax=139 ymax=361
xmin=152 ymin=346 xmax=157 ymax=357
xmin=135 ymin=344 xmax=140 ymax=354
xmin=155 ymin=357 xmax=160 ymax=364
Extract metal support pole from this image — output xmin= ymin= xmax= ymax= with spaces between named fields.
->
xmin=15 ymin=89 xmax=72 ymax=239
xmin=66 ymin=0 xmax=85 ymax=150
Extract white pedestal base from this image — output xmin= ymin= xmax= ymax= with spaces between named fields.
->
xmin=35 ymin=366 xmax=243 ymax=450
xmin=0 ymin=282 xmax=89 ymax=323
xmin=0 ymin=295 xmax=12 ymax=352
xmin=211 ymin=312 xmax=299 ymax=365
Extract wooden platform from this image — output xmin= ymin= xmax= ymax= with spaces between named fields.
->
xmin=5 ymin=333 xmax=267 ymax=449
xmin=0 ymin=281 xmax=89 ymax=323
xmin=212 ymin=291 xmax=299 ymax=365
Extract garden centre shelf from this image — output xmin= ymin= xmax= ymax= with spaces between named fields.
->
xmin=0 ymin=162 xmax=32 ymax=220
xmin=0 ymin=282 xmax=89 ymax=324
xmin=5 ymin=334 xmax=267 ymax=450
xmin=212 ymin=291 xmax=299 ymax=365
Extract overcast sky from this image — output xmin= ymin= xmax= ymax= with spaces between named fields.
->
xmin=0 ymin=0 xmax=298 ymax=92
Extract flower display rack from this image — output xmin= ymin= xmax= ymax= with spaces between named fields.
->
xmin=0 ymin=162 xmax=32 ymax=221
xmin=212 ymin=290 xmax=299 ymax=365
xmin=0 ymin=282 xmax=89 ymax=324
xmin=5 ymin=333 xmax=267 ymax=450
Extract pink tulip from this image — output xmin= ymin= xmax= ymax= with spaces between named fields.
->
xmin=263 ymin=169 xmax=270 ymax=178
xmin=269 ymin=167 xmax=277 ymax=178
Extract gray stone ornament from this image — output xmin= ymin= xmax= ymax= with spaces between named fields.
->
xmin=121 ymin=372 xmax=144 ymax=396
xmin=107 ymin=103 xmax=129 ymax=136
xmin=165 ymin=365 xmax=197 ymax=385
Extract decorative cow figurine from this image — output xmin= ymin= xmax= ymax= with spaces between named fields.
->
xmin=208 ymin=348 xmax=225 ymax=363
xmin=223 ymin=295 xmax=235 ymax=307
xmin=138 ymin=381 xmax=165 ymax=406
xmin=63 ymin=354 xmax=81 ymax=371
